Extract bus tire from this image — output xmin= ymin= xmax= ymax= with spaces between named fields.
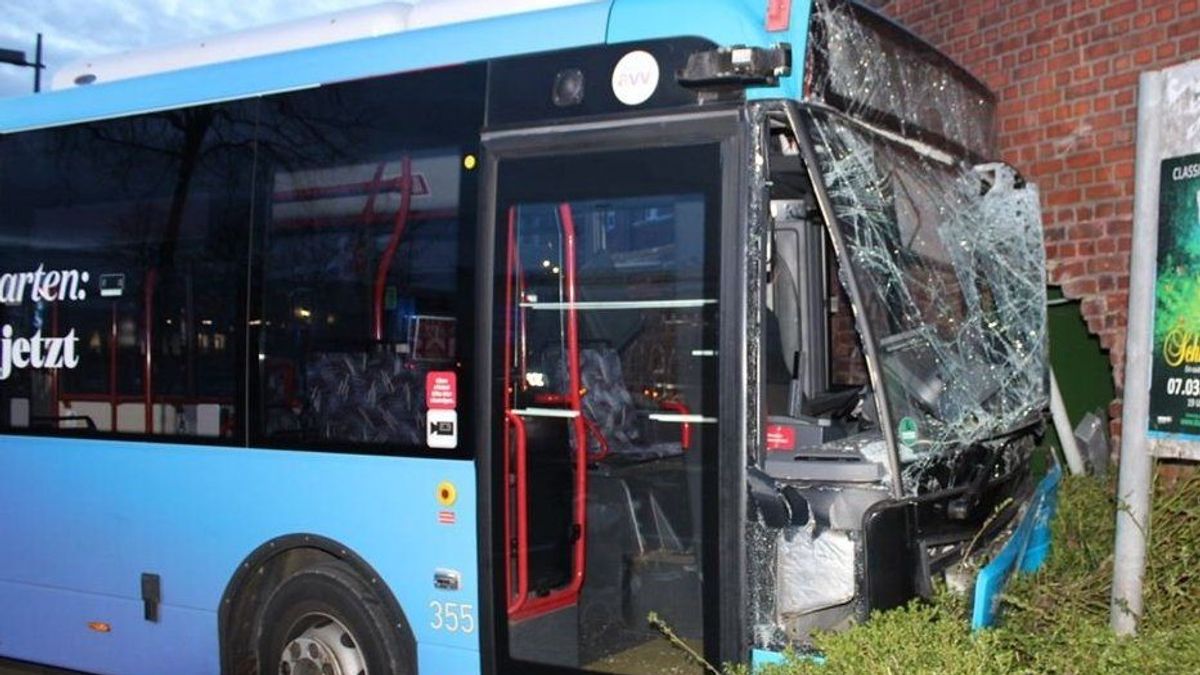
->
xmin=257 ymin=559 xmax=415 ymax=675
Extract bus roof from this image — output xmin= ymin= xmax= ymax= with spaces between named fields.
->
xmin=0 ymin=0 xmax=812 ymax=133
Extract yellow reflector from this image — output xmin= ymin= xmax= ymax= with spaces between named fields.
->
xmin=436 ymin=480 xmax=458 ymax=507
xmin=463 ymin=154 xmax=477 ymax=171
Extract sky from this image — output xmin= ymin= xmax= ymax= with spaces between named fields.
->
xmin=0 ymin=0 xmax=384 ymax=98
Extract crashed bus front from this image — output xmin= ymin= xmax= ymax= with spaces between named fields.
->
xmin=748 ymin=0 xmax=1051 ymax=651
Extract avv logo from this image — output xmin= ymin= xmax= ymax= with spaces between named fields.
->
xmin=612 ymin=50 xmax=659 ymax=106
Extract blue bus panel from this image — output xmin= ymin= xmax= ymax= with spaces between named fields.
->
xmin=0 ymin=437 xmax=480 ymax=674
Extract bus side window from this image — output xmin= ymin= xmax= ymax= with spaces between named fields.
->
xmin=252 ymin=68 xmax=482 ymax=454
xmin=0 ymin=103 xmax=254 ymax=440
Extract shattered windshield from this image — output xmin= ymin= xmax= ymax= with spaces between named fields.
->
xmin=796 ymin=0 xmax=1048 ymax=483
xmin=803 ymin=108 xmax=1048 ymax=473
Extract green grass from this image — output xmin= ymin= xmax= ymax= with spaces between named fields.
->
xmin=733 ymin=470 xmax=1200 ymax=675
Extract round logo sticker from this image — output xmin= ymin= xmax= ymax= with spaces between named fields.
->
xmin=611 ymin=50 xmax=659 ymax=106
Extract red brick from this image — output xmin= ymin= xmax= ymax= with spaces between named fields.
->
xmin=1047 ymin=188 xmax=1083 ymax=206
xmin=1030 ymin=158 xmax=1062 ymax=176
xmin=1099 ymin=0 xmax=1137 ymax=20
xmin=1085 ymin=183 xmax=1122 ymax=200
xmin=1081 ymin=296 xmax=1106 ymax=317
xmin=1085 ymin=41 xmax=1121 ymax=61
xmin=1065 ymin=277 xmax=1099 ymax=295
xmin=1066 ymin=79 xmax=1100 ymax=98
xmin=1090 ymin=24 xmax=1115 ymax=43
xmin=1091 ymin=111 xmax=1125 ymax=130
xmin=1059 ymin=260 xmax=1086 ymax=278
xmin=1103 ymin=146 xmax=1134 ymax=163
xmin=1167 ymin=15 xmax=1200 ymax=39
xmin=1087 ymin=255 xmax=1124 ymax=274
xmin=1066 ymin=150 xmax=1103 ymax=169
xmin=1105 ymin=220 xmax=1132 ymax=236
xmin=1047 ymin=52 xmax=1081 ymax=72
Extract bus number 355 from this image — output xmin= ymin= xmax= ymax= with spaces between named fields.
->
xmin=429 ymin=601 xmax=476 ymax=634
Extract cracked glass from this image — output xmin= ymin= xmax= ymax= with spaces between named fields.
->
xmin=804 ymin=109 xmax=1047 ymax=491
xmin=803 ymin=0 xmax=1048 ymax=495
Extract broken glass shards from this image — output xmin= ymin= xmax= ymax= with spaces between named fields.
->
xmin=807 ymin=0 xmax=997 ymax=161
xmin=803 ymin=109 xmax=1047 ymax=494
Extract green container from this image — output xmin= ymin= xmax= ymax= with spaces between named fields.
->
xmin=1047 ymin=286 xmax=1114 ymax=429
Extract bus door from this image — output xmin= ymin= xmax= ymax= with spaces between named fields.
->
xmin=484 ymin=114 xmax=743 ymax=673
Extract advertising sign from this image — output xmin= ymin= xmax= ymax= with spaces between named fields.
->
xmin=1149 ymin=152 xmax=1200 ymax=439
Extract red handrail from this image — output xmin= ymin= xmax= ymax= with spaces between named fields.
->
xmin=50 ymin=303 xmax=59 ymax=424
xmin=143 ymin=268 xmax=157 ymax=434
xmin=372 ymin=157 xmax=413 ymax=342
xmin=658 ymin=400 xmax=693 ymax=449
xmin=109 ymin=304 xmax=117 ymax=432
xmin=507 ymin=203 xmax=589 ymax=623
xmin=582 ymin=416 xmax=610 ymax=461
xmin=502 ymin=206 xmax=518 ymax=611
xmin=60 ymin=394 xmax=234 ymax=405
xmin=506 ymin=410 xmax=531 ymax=614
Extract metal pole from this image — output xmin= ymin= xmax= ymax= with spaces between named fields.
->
xmin=1110 ymin=69 xmax=1163 ymax=636
xmin=1049 ymin=371 xmax=1087 ymax=475
xmin=33 ymin=33 xmax=42 ymax=93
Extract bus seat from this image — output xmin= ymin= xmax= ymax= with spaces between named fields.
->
xmin=305 ymin=351 xmax=424 ymax=445
xmin=543 ymin=346 xmax=684 ymax=462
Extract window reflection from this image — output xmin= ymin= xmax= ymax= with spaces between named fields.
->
xmin=0 ymin=106 xmax=253 ymax=438
xmin=254 ymin=69 xmax=483 ymax=452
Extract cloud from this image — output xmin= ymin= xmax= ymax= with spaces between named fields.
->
xmin=0 ymin=0 xmax=380 ymax=98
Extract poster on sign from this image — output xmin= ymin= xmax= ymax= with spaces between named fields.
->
xmin=1149 ymin=152 xmax=1200 ymax=443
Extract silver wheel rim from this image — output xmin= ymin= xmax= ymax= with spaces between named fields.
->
xmin=278 ymin=612 xmax=368 ymax=675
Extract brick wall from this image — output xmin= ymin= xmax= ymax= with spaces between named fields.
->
xmin=875 ymin=0 xmax=1200 ymax=439
xmin=829 ymin=286 xmax=867 ymax=387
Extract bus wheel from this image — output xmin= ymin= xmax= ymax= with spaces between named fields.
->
xmin=258 ymin=560 xmax=414 ymax=675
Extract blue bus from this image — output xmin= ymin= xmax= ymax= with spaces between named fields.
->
xmin=0 ymin=1 xmax=1053 ymax=673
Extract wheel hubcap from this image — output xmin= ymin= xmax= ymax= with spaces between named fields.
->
xmin=279 ymin=613 xmax=367 ymax=675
